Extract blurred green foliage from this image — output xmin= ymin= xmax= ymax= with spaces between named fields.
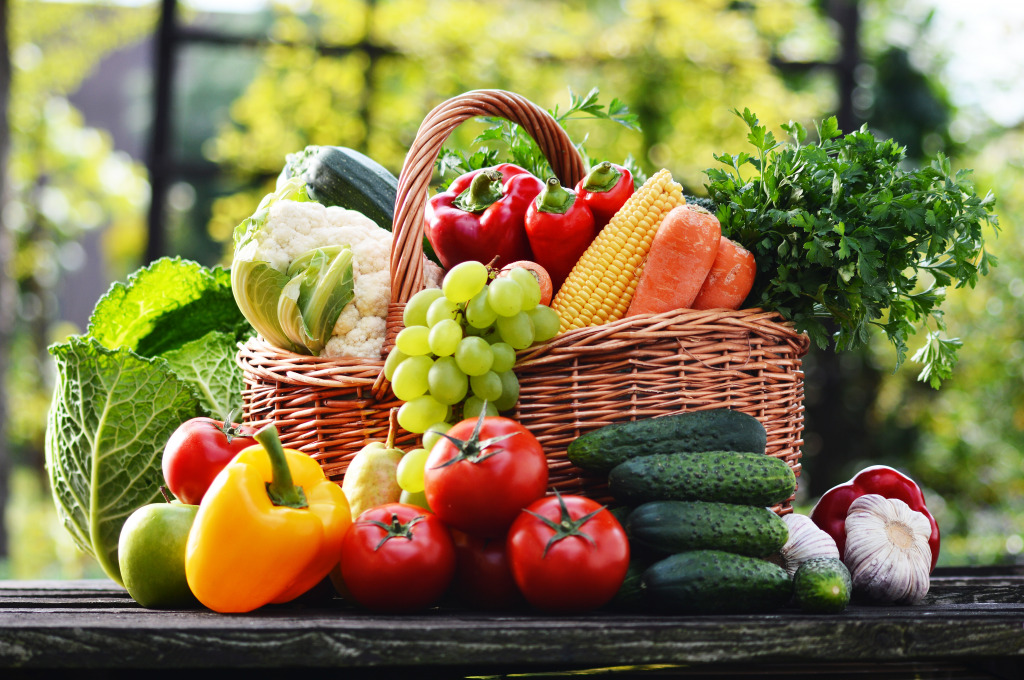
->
xmin=4 ymin=0 xmax=1023 ymax=578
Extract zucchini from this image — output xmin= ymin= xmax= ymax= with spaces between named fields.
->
xmin=567 ymin=408 xmax=767 ymax=473
xmin=278 ymin=145 xmax=439 ymax=263
xmin=608 ymin=450 xmax=796 ymax=507
xmin=625 ymin=500 xmax=788 ymax=558
xmin=793 ymin=557 xmax=852 ymax=614
xmin=643 ymin=550 xmax=792 ymax=614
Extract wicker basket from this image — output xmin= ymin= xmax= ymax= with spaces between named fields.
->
xmin=237 ymin=89 xmax=810 ymax=511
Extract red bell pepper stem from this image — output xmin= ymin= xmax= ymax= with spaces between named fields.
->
xmin=253 ymin=424 xmax=308 ymax=509
xmin=536 ymin=177 xmax=576 ymax=214
xmin=581 ymin=161 xmax=623 ymax=192
xmin=574 ymin=161 xmax=633 ymax=229
xmin=454 ymin=170 xmax=504 ymax=213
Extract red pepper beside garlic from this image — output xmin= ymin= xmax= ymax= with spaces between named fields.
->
xmin=843 ymin=494 xmax=933 ymax=605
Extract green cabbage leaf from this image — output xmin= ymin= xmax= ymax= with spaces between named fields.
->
xmin=45 ymin=257 xmax=251 ymax=586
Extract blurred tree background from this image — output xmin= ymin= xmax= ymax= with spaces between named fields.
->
xmin=0 ymin=0 xmax=1018 ymax=578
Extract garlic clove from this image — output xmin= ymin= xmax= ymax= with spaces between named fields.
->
xmin=779 ymin=513 xmax=841 ymax=577
xmin=843 ymin=493 xmax=932 ymax=605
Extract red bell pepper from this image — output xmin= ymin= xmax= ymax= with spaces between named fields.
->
xmin=574 ymin=161 xmax=634 ymax=229
xmin=524 ymin=178 xmax=597 ymax=290
xmin=810 ymin=465 xmax=940 ymax=572
xmin=424 ymin=164 xmax=544 ymax=270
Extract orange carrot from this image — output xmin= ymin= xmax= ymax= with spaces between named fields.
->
xmin=625 ymin=205 xmax=721 ymax=316
xmin=692 ymin=236 xmax=757 ymax=310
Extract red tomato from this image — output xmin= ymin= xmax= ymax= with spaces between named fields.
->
xmin=506 ymin=494 xmax=630 ymax=613
xmin=161 ymin=416 xmax=256 ymax=505
xmin=449 ymin=529 xmax=525 ymax=611
xmin=423 ymin=415 xmax=548 ymax=538
xmin=339 ymin=503 xmax=456 ymax=613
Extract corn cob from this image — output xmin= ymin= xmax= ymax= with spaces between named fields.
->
xmin=551 ymin=168 xmax=685 ymax=331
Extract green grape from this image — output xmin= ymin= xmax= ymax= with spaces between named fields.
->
xmin=493 ymin=370 xmax=520 ymax=412
xmin=465 ymin=288 xmax=498 ymax=328
xmin=454 ymin=336 xmax=494 ymax=376
xmin=442 ymin=260 xmax=489 ymax=303
xmin=398 ymin=394 xmax=448 ymax=433
xmin=489 ymin=342 xmax=516 ymax=373
xmin=383 ymin=346 xmax=408 ymax=382
xmin=495 ymin=311 xmax=535 ymax=350
xmin=428 ymin=318 xmax=463 ymax=356
xmin=463 ymin=395 xmax=499 ymax=420
xmin=403 ymin=288 xmax=445 ymax=327
xmin=507 ymin=267 xmax=542 ymax=311
xmin=470 ymin=370 xmax=503 ymax=402
xmin=428 ymin=356 xmax=469 ymax=405
xmin=395 ymin=325 xmax=431 ymax=355
xmin=421 ymin=422 xmax=452 ymax=452
xmin=528 ymin=304 xmax=562 ymax=343
xmin=400 ymin=488 xmax=431 ymax=511
xmin=396 ymin=447 xmax=430 ymax=493
xmin=390 ymin=354 xmax=433 ymax=401
xmin=426 ymin=296 xmax=462 ymax=327
xmin=487 ymin=277 xmax=524 ymax=317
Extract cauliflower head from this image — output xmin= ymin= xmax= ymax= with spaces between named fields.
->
xmin=241 ymin=194 xmax=442 ymax=359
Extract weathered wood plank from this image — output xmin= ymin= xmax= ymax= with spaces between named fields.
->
xmin=2 ymin=577 xmax=1024 ymax=674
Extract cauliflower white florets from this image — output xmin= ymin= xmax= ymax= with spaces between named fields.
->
xmin=250 ymin=199 xmax=442 ymax=358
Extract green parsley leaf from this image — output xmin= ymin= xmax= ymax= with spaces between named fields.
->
xmin=704 ymin=110 xmax=999 ymax=388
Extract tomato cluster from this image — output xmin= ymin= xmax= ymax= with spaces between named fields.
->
xmin=336 ymin=413 xmax=630 ymax=613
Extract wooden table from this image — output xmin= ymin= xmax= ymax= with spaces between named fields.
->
xmin=2 ymin=568 xmax=1023 ymax=679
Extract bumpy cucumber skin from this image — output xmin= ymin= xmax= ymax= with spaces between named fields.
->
xmin=608 ymin=451 xmax=796 ymax=507
xmin=793 ymin=557 xmax=852 ymax=614
xmin=643 ymin=550 xmax=792 ymax=614
xmin=567 ymin=409 xmax=767 ymax=473
xmin=626 ymin=500 xmax=789 ymax=558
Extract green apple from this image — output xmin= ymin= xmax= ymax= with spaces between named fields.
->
xmin=118 ymin=500 xmax=199 ymax=609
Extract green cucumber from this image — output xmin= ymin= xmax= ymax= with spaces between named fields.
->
xmin=793 ymin=557 xmax=852 ymax=614
xmin=608 ymin=450 xmax=796 ymax=507
xmin=567 ymin=409 xmax=767 ymax=473
xmin=278 ymin=145 xmax=438 ymax=263
xmin=625 ymin=500 xmax=788 ymax=558
xmin=643 ymin=550 xmax=792 ymax=614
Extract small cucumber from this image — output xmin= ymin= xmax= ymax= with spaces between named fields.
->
xmin=567 ymin=408 xmax=767 ymax=473
xmin=793 ymin=557 xmax=852 ymax=614
xmin=626 ymin=500 xmax=788 ymax=558
xmin=608 ymin=450 xmax=796 ymax=507
xmin=643 ymin=550 xmax=792 ymax=614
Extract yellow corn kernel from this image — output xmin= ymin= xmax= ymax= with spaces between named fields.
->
xmin=551 ymin=168 xmax=685 ymax=331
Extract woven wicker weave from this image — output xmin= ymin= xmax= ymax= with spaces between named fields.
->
xmin=236 ymin=89 xmax=810 ymax=511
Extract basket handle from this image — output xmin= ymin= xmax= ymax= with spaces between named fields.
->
xmin=388 ymin=89 xmax=588 ymax=307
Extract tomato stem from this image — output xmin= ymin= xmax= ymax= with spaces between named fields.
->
xmin=433 ymin=403 xmax=518 ymax=468
xmin=524 ymin=491 xmax=605 ymax=557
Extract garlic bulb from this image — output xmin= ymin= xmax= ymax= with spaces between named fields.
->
xmin=779 ymin=513 xmax=841 ymax=577
xmin=843 ymin=493 xmax=932 ymax=605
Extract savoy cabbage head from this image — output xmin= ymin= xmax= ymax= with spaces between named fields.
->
xmin=45 ymin=257 xmax=251 ymax=586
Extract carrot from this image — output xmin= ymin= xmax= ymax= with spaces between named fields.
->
xmin=499 ymin=260 xmax=554 ymax=306
xmin=625 ymin=205 xmax=721 ymax=316
xmin=692 ymin=236 xmax=757 ymax=310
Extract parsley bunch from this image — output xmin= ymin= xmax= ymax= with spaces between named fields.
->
xmin=704 ymin=108 xmax=998 ymax=388
xmin=436 ymin=87 xmax=645 ymax=189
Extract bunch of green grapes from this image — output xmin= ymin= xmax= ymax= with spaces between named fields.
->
xmin=384 ymin=260 xmax=560 ymax=439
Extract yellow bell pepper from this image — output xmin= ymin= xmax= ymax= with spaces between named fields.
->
xmin=185 ymin=423 xmax=351 ymax=613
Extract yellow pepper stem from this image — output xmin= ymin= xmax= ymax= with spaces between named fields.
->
xmin=253 ymin=424 xmax=308 ymax=509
